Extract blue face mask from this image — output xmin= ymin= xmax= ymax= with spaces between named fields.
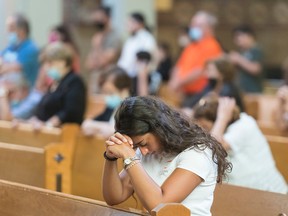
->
xmin=189 ymin=27 xmax=203 ymax=41
xmin=7 ymin=32 xmax=19 ymax=46
xmin=47 ymin=68 xmax=62 ymax=81
xmin=10 ymin=100 xmax=21 ymax=108
xmin=105 ymin=95 xmax=122 ymax=109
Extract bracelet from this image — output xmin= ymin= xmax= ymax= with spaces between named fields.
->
xmin=103 ymin=151 xmax=118 ymax=161
xmin=125 ymin=160 xmax=140 ymax=170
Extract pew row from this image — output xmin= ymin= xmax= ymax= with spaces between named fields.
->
xmin=0 ymin=121 xmax=142 ymax=209
xmin=0 ymin=180 xmax=190 ymax=216
xmin=211 ymin=184 xmax=288 ymax=216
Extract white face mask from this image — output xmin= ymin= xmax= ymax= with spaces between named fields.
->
xmin=189 ymin=27 xmax=203 ymax=41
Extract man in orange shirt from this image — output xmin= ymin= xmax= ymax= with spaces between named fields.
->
xmin=169 ymin=11 xmax=222 ymax=107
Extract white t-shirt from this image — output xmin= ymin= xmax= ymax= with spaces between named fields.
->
xmin=117 ymin=29 xmax=156 ymax=77
xmin=224 ymin=113 xmax=288 ymax=194
xmin=138 ymin=147 xmax=218 ymax=216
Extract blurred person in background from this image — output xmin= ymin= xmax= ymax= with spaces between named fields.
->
xmin=30 ymin=42 xmax=86 ymax=128
xmin=82 ymin=66 xmax=131 ymax=138
xmin=229 ymin=25 xmax=263 ymax=93
xmin=185 ymin=56 xmax=244 ymax=110
xmin=85 ymin=6 xmax=122 ymax=94
xmin=0 ymin=64 xmax=49 ymax=121
xmin=118 ymin=12 xmax=156 ymax=78
xmin=48 ymin=24 xmax=80 ymax=73
xmin=194 ymin=96 xmax=287 ymax=194
xmin=155 ymin=42 xmax=173 ymax=83
xmin=0 ymin=13 xmax=39 ymax=88
xmin=0 ymin=73 xmax=29 ymax=120
xmin=169 ymin=11 xmax=222 ymax=107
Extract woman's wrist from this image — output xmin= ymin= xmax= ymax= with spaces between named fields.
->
xmin=104 ymin=151 xmax=118 ymax=161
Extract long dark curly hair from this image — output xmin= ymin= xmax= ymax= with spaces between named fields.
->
xmin=114 ymin=96 xmax=232 ymax=183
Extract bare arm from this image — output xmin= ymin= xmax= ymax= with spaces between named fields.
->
xmin=275 ymin=86 xmax=288 ymax=131
xmin=0 ymin=91 xmax=13 ymax=120
xmin=104 ymin=133 xmax=202 ymax=212
xmin=0 ymin=62 xmax=22 ymax=74
xmin=137 ymin=62 xmax=149 ymax=96
xmin=210 ymin=98 xmax=237 ymax=151
xmin=229 ymin=52 xmax=262 ymax=75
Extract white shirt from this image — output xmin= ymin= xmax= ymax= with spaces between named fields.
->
xmin=224 ymin=113 xmax=288 ymax=194
xmin=117 ymin=29 xmax=156 ymax=77
xmin=138 ymin=147 xmax=218 ymax=216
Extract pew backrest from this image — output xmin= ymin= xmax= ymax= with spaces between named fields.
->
xmin=266 ymin=135 xmax=288 ymax=183
xmin=0 ymin=120 xmax=61 ymax=147
xmin=0 ymin=180 xmax=190 ymax=216
xmin=212 ymin=184 xmax=288 ymax=216
xmin=0 ymin=142 xmax=45 ymax=187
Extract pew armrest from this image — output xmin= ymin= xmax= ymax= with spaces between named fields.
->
xmin=151 ymin=203 xmax=190 ymax=216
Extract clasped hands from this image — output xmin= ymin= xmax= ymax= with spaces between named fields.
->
xmin=105 ymin=132 xmax=136 ymax=160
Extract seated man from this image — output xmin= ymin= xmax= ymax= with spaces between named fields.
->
xmin=0 ymin=13 xmax=39 ymax=87
xmin=0 ymin=73 xmax=29 ymax=120
xmin=82 ymin=67 xmax=131 ymax=138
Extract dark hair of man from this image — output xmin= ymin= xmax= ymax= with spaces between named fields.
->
xmin=114 ymin=96 xmax=232 ymax=183
xmin=14 ymin=13 xmax=30 ymax=35
xmin=131 ymin=12 xmax=145 ymax=25
xmin=233 ymin=24 xmax=256 ymax=38
xmin=96 ymin=6 xmax=111 ymax=17
xmin=53 ymin=24 xmax=79 ymax=53
xmin=110 ymin=67 xmax=132 ymax=91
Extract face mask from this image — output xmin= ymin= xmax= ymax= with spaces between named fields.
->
xmin=47 ymin=68 xmax=62 ymax=81
xmin=48 ymin=33 xmax=59 ymax=43
xmin=94 ymin=21 xmax=106 ymax=31
xmin=7 ymin=32 xmax=19 ymax=46
xmin=10 ymin=99 xmax=21 ymax=108
xmin=208 ymin=78 xmax=218 ymax=89
xmin=105 ymin=95 xmax=122 ymax=109
xmin=189 ymin=27 xmax=203 ymax=41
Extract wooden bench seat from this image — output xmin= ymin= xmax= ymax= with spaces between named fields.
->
xmin=0 ymin=180 xmax=190 ymax=216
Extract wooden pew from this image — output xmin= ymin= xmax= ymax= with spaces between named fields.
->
xmin=243 ymin=93 xmax=279 ymax=123
xmin=0 ymin=121 xmax=80 ymax=191
xmin=211 ymin=184 xmax=288 ymax=216
xmin=0 ymin=142 xmax=45 ymax=187
xmin=0 ymin=120 xmax=61 ymax=147
xmin=266 ymin=135 xmax=288 ymax=183
xmin=0 ymin=180 xmax=190 ymax=216
xmin=258 ymin=121 xmax=288 ymax=137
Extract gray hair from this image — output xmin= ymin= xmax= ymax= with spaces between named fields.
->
xmin=194 ymin=11 xmax=218 ymax=28
xmin=13 ymin=13 xmax=30 ymax=35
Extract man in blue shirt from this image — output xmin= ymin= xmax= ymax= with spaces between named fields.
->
xmin=0 ymin=13 xmax=39 ymax=87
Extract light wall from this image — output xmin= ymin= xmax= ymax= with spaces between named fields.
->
xmin=0 ymin=0 xmax=62 ymax=50
xmin=102 ymin=0 xmax=156 ymax=39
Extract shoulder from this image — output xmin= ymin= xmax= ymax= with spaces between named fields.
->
xmin=176 ymin=147 xmax=216 ymax=181
xmin=63 ymin=72 xmax=85 ymax=88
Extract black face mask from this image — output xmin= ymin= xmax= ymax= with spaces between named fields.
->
xmin=94 ymin=21 xmax=106 ymax=31
xmin=208 ymin=78 xmax=218 ymax=89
